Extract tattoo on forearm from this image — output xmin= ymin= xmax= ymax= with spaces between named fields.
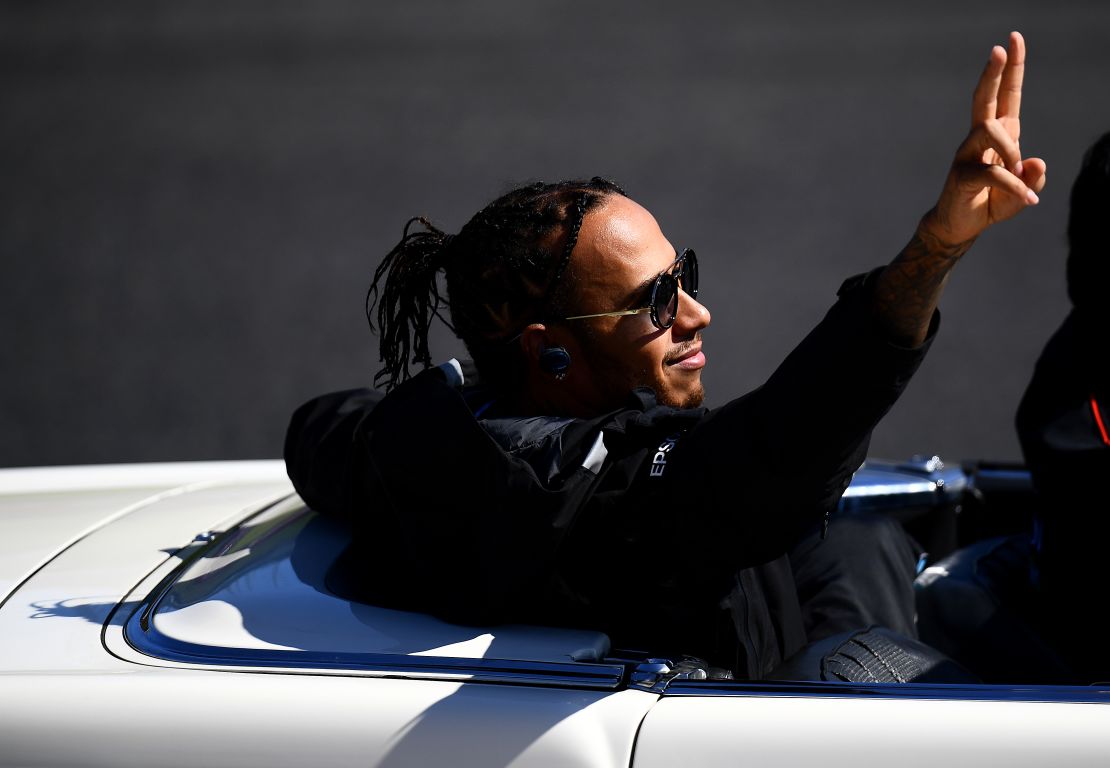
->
xmin=874 ymin=221 xmax=974 ymax=347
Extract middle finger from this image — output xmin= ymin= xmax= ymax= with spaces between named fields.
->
xmin=997 ymin=31 xmax=1026 ymax=119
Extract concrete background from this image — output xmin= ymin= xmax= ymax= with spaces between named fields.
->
xmin=3 ymin=1 xmax=1109 ymax=468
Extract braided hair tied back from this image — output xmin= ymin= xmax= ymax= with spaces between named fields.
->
xmin=367 ymin=177 xmax=627 ymax=392
xmin=366 ymin=216 xmax=456 ymax=389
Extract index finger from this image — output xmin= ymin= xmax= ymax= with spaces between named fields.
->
xmin=971 ymin=43 xmax=1007 ymax=126
xmin=997 ymin=31 xmax=1025 ymax=118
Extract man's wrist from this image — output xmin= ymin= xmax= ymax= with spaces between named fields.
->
xmin=916 ymin=207 xmax=977 ymax=262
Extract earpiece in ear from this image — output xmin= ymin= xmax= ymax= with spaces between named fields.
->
xmin=538 ymin=346 xmax=571 ymax=381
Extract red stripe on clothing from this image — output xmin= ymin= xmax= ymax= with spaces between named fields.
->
xmin=1090 ymin=396 xmax=1110 ymax=447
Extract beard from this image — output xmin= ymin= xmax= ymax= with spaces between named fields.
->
xmin=577 ymin=343 xmax=706 ymax=411
xmin=672 ymin=382 xmax=705 ymax=409
xmin=654 ymin=379 xmax=705 ymax=409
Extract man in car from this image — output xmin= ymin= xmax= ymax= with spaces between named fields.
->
xmin=286 ymin=32 xmax=1045 ymax=678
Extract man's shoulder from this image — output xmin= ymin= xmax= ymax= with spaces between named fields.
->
xmin=479 ymin=414 xmax=576 ymax=455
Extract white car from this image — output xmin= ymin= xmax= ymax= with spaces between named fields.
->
xmin=1 ymin=459 xmax=1107 ymax=768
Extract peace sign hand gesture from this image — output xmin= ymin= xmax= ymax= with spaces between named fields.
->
xmin=874 ymin=32 xmax=1047 ymax=348
xmin=924 ymin=31 xmax=1047 ymax=247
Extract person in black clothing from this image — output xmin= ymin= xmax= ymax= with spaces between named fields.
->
xmin=287 ymin=32 xmax=1046 ymax=678
xmin=1018 ymin=129 xmax=1110 ymax=595
xmin=1012 ymin=130 xmax=1110 ymax=680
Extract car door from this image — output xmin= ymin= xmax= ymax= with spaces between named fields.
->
xmin=104 ymin=490 xmax=659 ymax=768
xmin=631 ymin=679 xmax=1110 ymax=768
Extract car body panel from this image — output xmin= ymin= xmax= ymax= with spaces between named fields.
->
xmin=633 ymin=694 xmax=1110 ymax=768
xmin=0 ymin=672 xmax=658 ymax=768
xmin=0 ymin=461 xmax=289 ymax=605
xmin=0 ymin=486 xmax=175 ymax=604
xmin=0 ymin=468 xmax=291 ymax=672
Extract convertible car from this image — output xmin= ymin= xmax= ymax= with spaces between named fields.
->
xmin=1 ymin=457 xmax=1107 ymax=767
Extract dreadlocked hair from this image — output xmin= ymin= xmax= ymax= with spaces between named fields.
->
xmin=366 ymin=177 xmax=627 ymax=392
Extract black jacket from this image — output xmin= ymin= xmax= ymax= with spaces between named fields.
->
xmin=1017 ymin=310 xmax=1110 ymax=589
xmin=285 ymin=270 xmax=935 ymax=674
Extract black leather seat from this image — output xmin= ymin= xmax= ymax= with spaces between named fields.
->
xmin=767 ymin=626 xmax=978 ymax=684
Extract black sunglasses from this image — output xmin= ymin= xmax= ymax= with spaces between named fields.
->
xmin=562 ymin=248 xmax=698 ymax=330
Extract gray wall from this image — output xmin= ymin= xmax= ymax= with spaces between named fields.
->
xmin=3 ymin=1 xmax=1109 ymax=468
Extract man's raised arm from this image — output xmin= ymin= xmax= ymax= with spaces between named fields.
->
xmin=874 ymin=31 xmax=1047 ymax=347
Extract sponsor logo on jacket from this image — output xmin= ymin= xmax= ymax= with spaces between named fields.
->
xmin=649 ymin=433 xmax=681 ymax=478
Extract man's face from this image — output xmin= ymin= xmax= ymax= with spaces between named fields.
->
xmin=560 ymin=195 xmax=711 ymax=410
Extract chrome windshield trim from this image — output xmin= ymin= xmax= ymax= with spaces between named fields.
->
xmin=122 ymin=600 xmax=625 ymax=688
xmin=122 ymin=603 xmax=624 ymax=688
xmin=656 ymin=679 xmax=1110 ymax=703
